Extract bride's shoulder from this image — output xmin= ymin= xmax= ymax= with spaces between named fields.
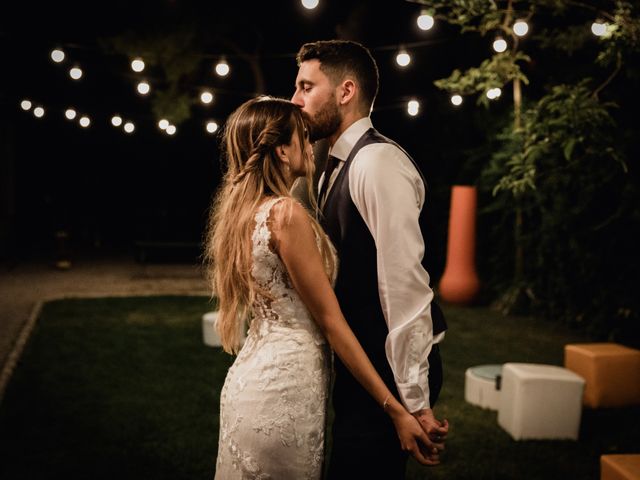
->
xmin=270 ymin=196 xmax=310 ymax=227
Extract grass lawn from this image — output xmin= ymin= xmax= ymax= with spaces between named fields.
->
xmin=0 ymin=296 xmax=638 ymax=479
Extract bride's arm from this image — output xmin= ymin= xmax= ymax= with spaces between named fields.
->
xmin=271 ymin=199 xmax=439 ymax=466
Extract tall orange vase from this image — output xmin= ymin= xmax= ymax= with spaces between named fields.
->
xmin=439 ymin=185 xmax=480 ymax=304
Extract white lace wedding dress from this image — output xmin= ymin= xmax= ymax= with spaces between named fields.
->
xmin=214 ymin=197 xmax=332 ymax=480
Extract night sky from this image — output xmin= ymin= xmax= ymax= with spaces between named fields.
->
xmin=1 ymin=1 xmax=511 ymax=264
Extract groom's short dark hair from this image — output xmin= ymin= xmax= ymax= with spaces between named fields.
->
xmin=296 ymin=40 xmax=379 ymax=113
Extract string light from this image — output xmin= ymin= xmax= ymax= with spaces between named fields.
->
xmin=137 ymin=81 xmax=150 ymax=95
xmin=417 ymin=10 xmax=434 ymax=31
xmin=396 ymin=49 xmax=411 ymax=67
xmin=166 ymin=125 xmax=177 ymax=135
xmin=79 ymin=116 xmax=91 ymax=127
xmin=513 ymin=20 xmax=529 ymax=37
xmin=450 ymin=94 xmax=463 ymax=106
xmin=50 ymin=49 xmax=65 ymax=63
xmin=131 ymin=58 xmax=145 ymax=72
xmin=206 ymin=121 xmax=219 ymax=133
xmin=215 ymin=58 xmax=230 ymax=77
xmin=407 ymin=99 xmax=420 ymax=116
xmin=200 ymin=91 xmax=214 ymax=104
xmin=33 ymin=107 xmax=45 ymax=118
xmin=591 ymin=21 xmax=607 ymax=36
xmin=65 ymin=108 xmax=77 ymax=120
xmin=111 ymin=115 xmax=123 ymax=127
xmin=301 ymin=0 xmax=319 ymax=9
xmin=124 ymin=122 xmax=135 ymax=133
xmin=486 ymin=87 xmax=502 ymax=100
xmin=69 ymin=67 xmax=83 ymax=80
xmin=492 ymin=37 xmax=507 ymax=53
xmin=20 ymin=100 xmax=32 ymax=111
xmin=158 ymin=119 xmax=169 ymax=130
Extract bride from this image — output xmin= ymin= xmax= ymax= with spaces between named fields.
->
xmin=205 ymin=96 xmax=433 ymax=479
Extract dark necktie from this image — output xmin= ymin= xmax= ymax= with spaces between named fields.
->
xmin=318 ymin=155 xmax=340 ymax=207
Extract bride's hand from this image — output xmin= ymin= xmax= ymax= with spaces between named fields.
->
xmin=386 ymin=402 xmax=441 ymax=466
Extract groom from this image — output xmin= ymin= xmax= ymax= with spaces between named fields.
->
xmin=292 ymin=40 xmax=449 ymax=479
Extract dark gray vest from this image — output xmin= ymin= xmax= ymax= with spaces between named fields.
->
xmin=321 ymin=127 xmax=447 ymax=407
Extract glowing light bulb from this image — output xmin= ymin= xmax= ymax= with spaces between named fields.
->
xmin=215 ymin=59 xmax=230 ymax=77
xmin=137 ymin=81 xmax=150 ymax=95
xmin=396 ymin=51 xmax=411 ymax=67
xmin=591 ymin=21 xmax=607 ymax=36
xmin=131 ymin=58 xmax=145 ymax=72
xmin=166 ymin=125 xmax=177 ymax=135
xmin=450 ymin=95 xmax=463 ymax=106
xmin=206 ymin=121 xmax=219 ymax=133
xmin=200 ymin=91 xmax=214 ymax=104
xmin=407 ymin=100 xmax=420 ymax=116
xmin=111 ymin=115 xmax=123 ymax=127
xmin=486 ymin=87 xmax=502 ymax=100
xmin=417 ymin=11 xmax=434 ymax=31
xmin=65 ymin=108 xmax=77 ymax=120
xmin=158 ymin=119 xmax=169 ymax=130
xmin=124 ymin=122 xmax=135 ymax=133
xmin=493 ymin=37 xmax=507 ymax=53
xmin=33 ymin=107 xmax=45 ymax=118
xmin=20 ymin=100 xmax=32 ymax=111
xmin=301 ymin=0 xmax=319 ymax=9
xmin=79 ymin=116 xmax=91 ymax=127
xmin=513 ymin=20 xmax=529 ymax=37
xmin=51 ymin=49 xmax=65 ymax=63
xmin=69 ymin=67 xmax=83 ymax=80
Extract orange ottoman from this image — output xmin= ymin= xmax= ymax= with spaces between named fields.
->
xmin=564 ymin=343 xmax=640 ymax=408
xmin=601 ymin=454 xmax=640 ymax=480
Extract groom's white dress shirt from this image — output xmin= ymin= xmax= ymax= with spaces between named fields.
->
xmin=319 ymin=117 xmax=445 ymax=413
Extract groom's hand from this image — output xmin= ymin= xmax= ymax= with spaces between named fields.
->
xmin=412 ymin=408 xmax=449 ymax=463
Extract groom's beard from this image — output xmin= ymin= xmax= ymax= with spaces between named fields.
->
xmin=305 ymin=96 xmax=341 ymax=143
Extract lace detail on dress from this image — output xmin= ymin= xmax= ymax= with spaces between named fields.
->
xmin=214 ymin=196 xmax=332 ymax=480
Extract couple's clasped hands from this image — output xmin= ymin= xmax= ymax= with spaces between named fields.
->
xmin=390 ymin=406 xmax=449 ymax=466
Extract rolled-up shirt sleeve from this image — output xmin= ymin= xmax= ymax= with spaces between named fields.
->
xmin=349 ymin=143 xmax=442 ymax=413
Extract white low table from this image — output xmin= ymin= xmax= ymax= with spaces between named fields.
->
xmin=465 ymin=364 xmax=502 ymax=410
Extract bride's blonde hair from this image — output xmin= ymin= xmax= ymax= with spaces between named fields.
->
xmin=204 ymin=96 xmax=336 ymax=354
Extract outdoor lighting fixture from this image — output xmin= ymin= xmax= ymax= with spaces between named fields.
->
xmin=131 ymin=58 xmax=145 ymax=72
xmin=486 ymin=87 xmax=502 ymax=100
xmin=137 ymin=81 xmax=150 ymax=95
xmin=69 ymin=67 xmax=83 ymax=80
xmin=215 ymin=58 xmax=230 ymax=77
xmin=124 ymin=122 xmax=135 ymax=133
xmin=33 ymin=107 xmax=45 ymax=118
xmin=407 ymin=100 xmax=420 ymax=116
xmin=301 ymin=0 xmax=319 ymax=9
xmin=591 ymin=21 xmax=607 ymax=37
xmin=206 ymin=121 xmax=219 ymax=133
xmin=396 ymin=49 xmax=411 ymax=67
xmin=111 ymin=115 xmax=123 ymax=127
xmin=417 ymin=10 xmax=434 ymax=31
xmin=79 ymin=116 xmax=91 ymax=127
xmin=50 ymin=49 xmax=65 ymax=63
xmin=513 ymin=20 xmax=529 ymax=37
xmin=65 ymin=108 xmax=77 ymax=120
xmin=200 ymin=91 xmax=214 ymax=104
xmin=492 ymin=37 xmax=507 ymax=53
xmin=451 ymin=94 xmax=463 ymax=106
xmin=166 ymin=125 xmax=177 ymax=135
xmin=158 ymin=119 xmax=169 ymax=130
xmin=20 ymin=100 xmax=32 ymax=111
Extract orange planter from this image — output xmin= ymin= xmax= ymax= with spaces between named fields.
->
xmin=439 ymin=185 xmax=480 ymax=304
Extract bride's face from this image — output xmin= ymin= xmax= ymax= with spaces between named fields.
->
xmin=284 ymin=126 xmax=313 ymax=179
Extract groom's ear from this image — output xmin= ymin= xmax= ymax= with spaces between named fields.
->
xmin=339 ymin=79 xmax=356 ymax=105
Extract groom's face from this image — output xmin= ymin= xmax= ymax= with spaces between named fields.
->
xmin=292 ymin=59 xmax=341 ymax=143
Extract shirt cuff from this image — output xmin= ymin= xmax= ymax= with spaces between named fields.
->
xmin=396 ymin=381 xmax=430 ymax=413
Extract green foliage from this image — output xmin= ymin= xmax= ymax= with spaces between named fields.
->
xmin=100 ymin=26 xmax=203 ymax=125
xmin=434 ymin=51 xmax=530 ymax=106
xmin=596 ymin=1 xmax=640 ymax=67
